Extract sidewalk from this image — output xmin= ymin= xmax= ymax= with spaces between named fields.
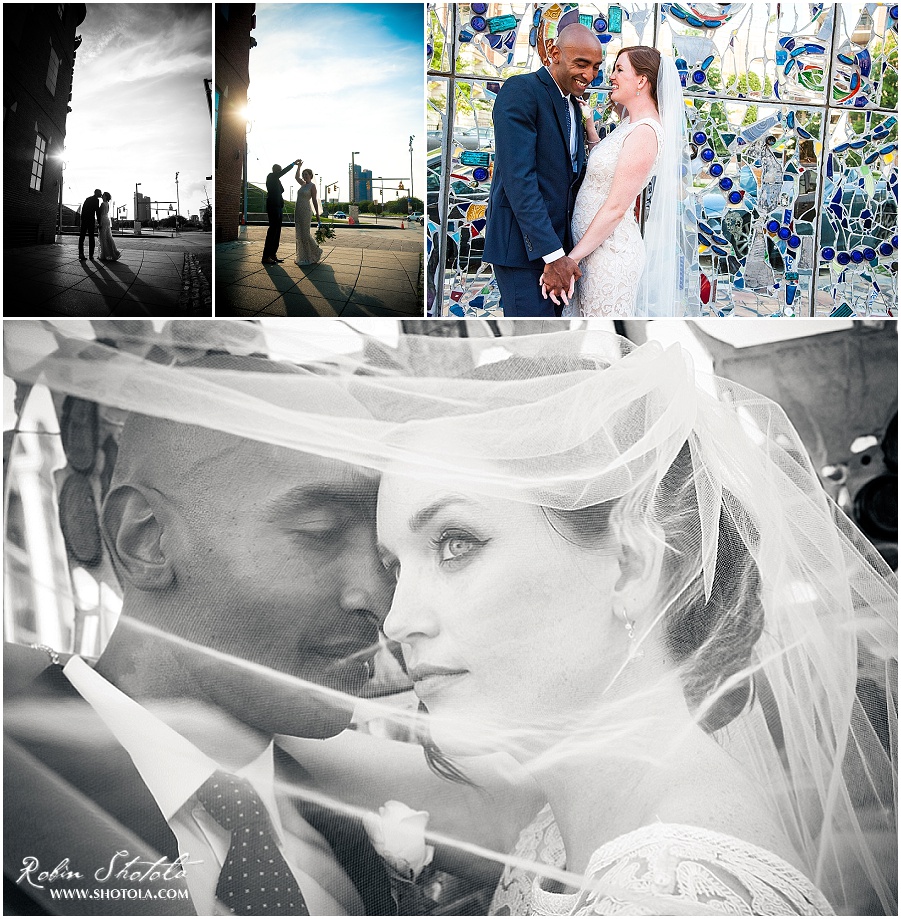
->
xmin=216 ymin=225 xmax=423 ymax=317
xmin=4 ymin=234 xmax=212 ymax=316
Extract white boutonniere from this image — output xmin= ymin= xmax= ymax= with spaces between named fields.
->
xmin=363 ymin=800 xmax=435 ymax=881
xmin=363 ymin=801 xmax=438 ymax=914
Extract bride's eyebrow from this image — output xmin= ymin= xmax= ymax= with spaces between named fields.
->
xmin=407 ymin=496 xmax=472 ymax=533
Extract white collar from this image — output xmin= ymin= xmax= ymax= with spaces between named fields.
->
xmin=63 ymin=655 xmax=283 ymax=835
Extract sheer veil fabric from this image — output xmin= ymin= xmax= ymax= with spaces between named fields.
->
xmin=635 ymin=53 xmax=701 ymax=317
xmin=3 ymin=320 xmax=896 ymax=916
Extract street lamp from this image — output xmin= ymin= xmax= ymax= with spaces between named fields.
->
xmin=55 ymin=151 xmax=67 ymax=244
xmin=241 ymin=102 xmax=252 ymax=231
xmin=409 ymin=135 xmax=415 ymax=206
xmin=174 ymin=171 xmax=180 ymax=237
xmin=134 ymin=182 xmax=141 ymax=236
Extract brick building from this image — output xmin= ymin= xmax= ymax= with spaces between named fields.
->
xmin=215 ymin=3 xmax=255 ymax=243
xmin=4 ymin=3 xmax=87 ymax=247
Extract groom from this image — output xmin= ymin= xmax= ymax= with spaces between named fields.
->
xmin=78 ymin=188 xmax=103 ymax=260
xmin=483 ymin=23 xmax=604 ymax=316
xmin=262 ymin=158 xmax=302 ymax=264
xmin=5 ymin=351 xmax=395 ymax=915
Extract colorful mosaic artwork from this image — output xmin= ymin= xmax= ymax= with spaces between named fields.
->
xmin=427 ymin=3 xmax=898 ymax=317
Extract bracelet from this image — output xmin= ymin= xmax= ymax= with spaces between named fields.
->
xmin=31 ymin=643 xmax=61 ymax=665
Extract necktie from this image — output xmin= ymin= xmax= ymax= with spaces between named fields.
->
xmin=196 ymin=771 xmax=310 ymax=916
xmin=564 ymin=96 xmax=578 ymax=172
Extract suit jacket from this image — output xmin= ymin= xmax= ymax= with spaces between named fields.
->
xmin=4 ymin=666 xmax=392 ymax=916
xmin=80 ymin=196 xmax=101 ymax=229
xmin=266 ymin=163 xmax=296 ymax=210
xmin=482 ymin=67 xmax=587 ymax=269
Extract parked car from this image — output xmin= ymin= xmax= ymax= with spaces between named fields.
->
xmin=409 ymin=213 xmax=425 ymax=224
xmin=331 ymin=211 xmax=347 ymax=219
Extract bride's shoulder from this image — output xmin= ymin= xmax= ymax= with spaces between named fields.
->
xmin=572 ymin=823 xmax=834 ymax=916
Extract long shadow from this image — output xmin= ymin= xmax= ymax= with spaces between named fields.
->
xmin=262 ymin=260 xmax=346 ymax=317
xmin=85 ymin=260 xmax=138 ymax=299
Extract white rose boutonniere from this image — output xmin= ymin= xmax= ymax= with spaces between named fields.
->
xmin=363 ymin=801 xmax=439 ymax=914
xmin=363 ymin=800 xmax=436 ymax=882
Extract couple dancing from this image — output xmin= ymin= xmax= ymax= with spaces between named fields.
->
xmin=263 ymin=158 xmax=322 ymax=266
xmin=79 ymin=187 xmax=121 ymax=262
xmin=4 ymin=322 xmax=895 ymax=916
xmin=484 ymin=24 xmax=699 ymax=317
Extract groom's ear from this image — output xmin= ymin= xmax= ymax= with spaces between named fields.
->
xmin=102 ymin=484 xmax=175 ymax=591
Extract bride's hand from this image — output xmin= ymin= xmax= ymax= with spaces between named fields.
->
xmin=539 ymin=274 xmax=576 ymax=306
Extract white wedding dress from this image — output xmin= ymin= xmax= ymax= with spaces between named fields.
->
xmin=97 ymin=201 xmax=121 ymax=262
xmin=294 ymin=183 xmax=322 ymax=266
xmin=567 ymin=118 xmax=664 ymax=318
xmin=489 ymin=805 xmax=834 ymax=916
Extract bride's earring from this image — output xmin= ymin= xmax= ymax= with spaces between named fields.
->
xmin=614 ymin=602 xmax=644 ymax=659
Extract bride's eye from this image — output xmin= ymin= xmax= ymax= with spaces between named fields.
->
xmin=431 ymin=529 xmax=487 ymax=564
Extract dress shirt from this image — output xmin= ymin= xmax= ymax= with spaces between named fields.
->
xmin=63 ymin=656 xmax=362 ymax=916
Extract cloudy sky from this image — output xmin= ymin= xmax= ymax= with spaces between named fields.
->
xmin=64 ymin=4 xmax=211 ymax=219
xmin=247 ymin=4 xmax=424 ymax=204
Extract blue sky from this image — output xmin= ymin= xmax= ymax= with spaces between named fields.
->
xmin=247 ymin=4 xmax=424 ymax=204
xmin=64 ymin=4 xmax=212 ymax=220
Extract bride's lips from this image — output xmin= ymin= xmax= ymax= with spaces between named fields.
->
xmin=408 ymin=664 xmax=469 ymax=698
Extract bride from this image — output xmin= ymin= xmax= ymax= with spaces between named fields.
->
xmin=294 ymin=162 xmax=322 ymax=266
xmin=547 ymin=48 xmax=699 ymax=317
xmin=97 ymin=191 xmax=121 ymax=262
xmin=367 ymin=333 xmax=895 ymax=915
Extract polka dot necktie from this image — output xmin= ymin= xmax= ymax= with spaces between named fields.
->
xmin=195 ymin=771 xmax=310 ymax=916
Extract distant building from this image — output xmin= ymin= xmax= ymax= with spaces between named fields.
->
xmin=349 ymin=164 xmax=373 ymax=203
xmin=214 ymin=3 xmax=255 ymax=243
xmin=4 ymin=3 xmax=87 ymax=247
xmin=135 ymin=193 xmax=151 ymax=223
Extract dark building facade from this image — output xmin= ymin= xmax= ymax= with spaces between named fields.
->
xmin=350 ymin=164 xmax=373 ymax=204
xmin=215 ymin=3 xmax=255 ymax=243
xmin=4 ymin=3 xmax=86 ymax=247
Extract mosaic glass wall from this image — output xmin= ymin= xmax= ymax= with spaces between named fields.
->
xmin=427 ymin=3 xmax=898 ymax=317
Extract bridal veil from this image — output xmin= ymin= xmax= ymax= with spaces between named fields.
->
xmin=4 ymin=320 xmax=895 ymax=915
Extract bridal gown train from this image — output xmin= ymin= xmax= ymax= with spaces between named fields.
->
xmin=567 ymin=117 xmax=664 ymax=318
xmin=294 ymin=183 xmax=321 ymax=266
xmin=97 ymin=202 xmax=120 ymax=262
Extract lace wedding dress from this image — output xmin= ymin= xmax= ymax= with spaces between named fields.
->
xmin=567 ymin=118 xmax=664 ymax=318
xmin=295 ymin=183 xmax=322 ymax=266
xmin=489 ymin=805 xmax=834 ymax=916
xmin=97 ymin=201 xmax=121 ymax=262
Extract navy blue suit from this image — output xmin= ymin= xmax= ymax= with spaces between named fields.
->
xmin=483 ymin=68 xmax=586 ymax=317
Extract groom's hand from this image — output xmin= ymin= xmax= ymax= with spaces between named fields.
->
xmin=542 ymin=256 xmax=581 ymax=305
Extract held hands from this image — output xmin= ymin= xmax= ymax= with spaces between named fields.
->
xmin=539 ymin=256 xmax=580 ymax=306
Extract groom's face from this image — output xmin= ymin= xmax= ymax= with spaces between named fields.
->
xmin=548 ymin=33 xmax=604 ymax=96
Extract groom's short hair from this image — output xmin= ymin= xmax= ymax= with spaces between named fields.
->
xmin=272 ymin=163 xmax=281 ymax=173
xmin=93 ymin=188 xmax=102 ymax=196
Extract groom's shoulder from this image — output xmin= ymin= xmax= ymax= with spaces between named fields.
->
xmin=497 ymin=69 xmax=543 ymax=105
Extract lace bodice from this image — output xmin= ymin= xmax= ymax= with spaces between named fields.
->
xmin=571 ymin=117 xmax=664 ymax=239
xmin=490 ymin=806 xmax=834 ymax=916
xmin=565 ymin=118 xmax=665 ymax=318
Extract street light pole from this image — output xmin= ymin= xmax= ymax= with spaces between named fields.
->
xmin=175 ymin=171 xmax=180 ymax=237
xmin=409 ymin=135 xmax=415 ymax=207
xmin=134 ymin=182 xmax=141 ymax=236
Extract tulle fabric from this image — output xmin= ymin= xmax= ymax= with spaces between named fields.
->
xmin=3 ymin=319 xmax=896 ymax=915
xmin=634 ymin=54 xmax=701 ymax=317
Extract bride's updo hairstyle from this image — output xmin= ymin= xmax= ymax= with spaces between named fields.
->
xmin=467 ymin=355 xmax=764 ymax=735
xmin=617 ymin=45 xmax=661 ymax=104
